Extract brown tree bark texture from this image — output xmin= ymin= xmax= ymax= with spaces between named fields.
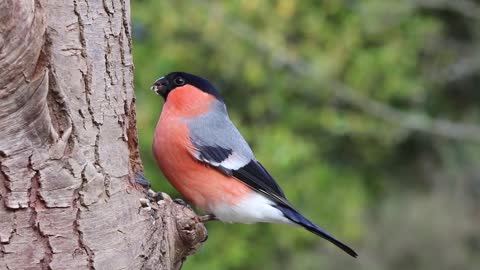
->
xmin=0 ymin=1 xmax=206 ymax=269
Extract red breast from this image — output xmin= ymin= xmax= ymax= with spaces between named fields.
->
xmin=152 ymin=84 xmax=252 ymax=211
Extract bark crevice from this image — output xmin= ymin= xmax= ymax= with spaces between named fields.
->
xmin=74 ymin=207 xmax=95 ymax=269
xmin=0 ymin=1 xmax=206 ymax=269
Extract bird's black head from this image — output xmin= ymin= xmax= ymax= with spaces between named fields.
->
xmin=151 ymin=72 xmax=223 ymax=102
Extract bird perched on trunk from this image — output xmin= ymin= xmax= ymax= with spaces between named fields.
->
xmin=151 ymin=71 xmax=357 ymax=257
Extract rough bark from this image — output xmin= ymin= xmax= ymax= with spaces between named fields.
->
xmin=0 ymin=1 xmax=206 ymax=269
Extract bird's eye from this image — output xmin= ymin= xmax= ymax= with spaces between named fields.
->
xmin=173 ymin=76 xmax=185 ymax=86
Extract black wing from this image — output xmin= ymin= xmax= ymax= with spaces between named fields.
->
xmin=192 ymin=145 xmax=294 ymax=208
xmin=192 ymin=145 xmax=358 ymax=258
xmin=197 ymin=145 xmax=232 ymax=163
xmin=232 ymin=160 xmax=285 ymax=198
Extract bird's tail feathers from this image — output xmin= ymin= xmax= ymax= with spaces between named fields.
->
xmin=275 ymin=204 xmax=358 ymax=258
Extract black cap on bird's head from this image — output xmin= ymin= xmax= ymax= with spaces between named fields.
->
xmin=151 ymin=72 xmax=223 ymax=102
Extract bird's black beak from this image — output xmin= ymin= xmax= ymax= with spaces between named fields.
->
xmin=151 ymin=77 xmax=170 ymax=98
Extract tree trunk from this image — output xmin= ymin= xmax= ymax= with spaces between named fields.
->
xmin=0 ymin=1 xmax=206 ymax=269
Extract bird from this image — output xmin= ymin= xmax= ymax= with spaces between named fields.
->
xmin=150 ymin=71 xmax=358 ymax=258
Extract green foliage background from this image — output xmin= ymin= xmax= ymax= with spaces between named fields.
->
xmin=132 ymin=1 xmax=480 ymax=269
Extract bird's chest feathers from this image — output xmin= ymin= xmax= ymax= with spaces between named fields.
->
xmin=153 ymin=92 xmax=216 ymax=169
xmin=153 ymin=113 xmax=192 ymax=173
xmin=153 ymin=108 xmax=253 ymax=211
xmin=165 ymin=85 xmax=216 ymax=117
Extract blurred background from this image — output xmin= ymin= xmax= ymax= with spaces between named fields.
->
xmin=131 ymin=1 xmax=480 ymax=269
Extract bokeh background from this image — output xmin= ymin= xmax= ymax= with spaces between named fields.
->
xmin=131 ymin=1 xmax=480 ymax=269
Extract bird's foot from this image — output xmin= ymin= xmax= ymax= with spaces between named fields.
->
xmin=139 ymin=190 xmax=164 ymax=219
xmin=198 ymin=214 xmax=218 ymax=223
xmin=173 ymin=198 xmax=187 ymax=206
xmin=146 ymin=189 xmax=165 ymax=203
xmin=145 ymin=190 xmax=193 ymax=210
xmin=174 ymin=198 xmax=193 ymax=210
xmin=135 ymin=172 xmax=151 ymax=189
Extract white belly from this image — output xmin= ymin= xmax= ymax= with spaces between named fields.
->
xmin=211 ymin=192 xmax=293 ymax=224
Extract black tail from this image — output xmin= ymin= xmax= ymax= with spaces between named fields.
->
xmin=275 ymin=205 xmax=358 ymax=258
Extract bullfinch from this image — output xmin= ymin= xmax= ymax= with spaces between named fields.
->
xmin=151 ymin=72 xmax=357 ymax=257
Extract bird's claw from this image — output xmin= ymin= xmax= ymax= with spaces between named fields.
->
xmin=135 ymin=173 xmax=151 ymax=188
xmin=145 ymin=190 xmax=192 ymax=209
xmin=144 ymin=191 xmax=210 ymax=224
xmin=146 ymin=189 xmax=166 ymax=203
xmin=174 ymin=198 xmax=193 ymax=210
xmin=139 ymin=190 xmax=163 ymax=215
xmin=173 ymin=198 xmax=187 ymax=206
